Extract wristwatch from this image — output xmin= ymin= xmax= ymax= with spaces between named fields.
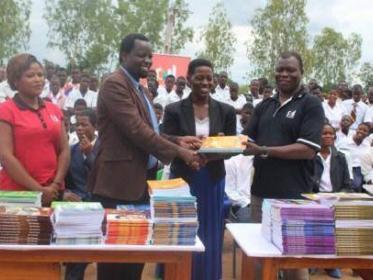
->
xmin=260 ymin=146 xmax=269 ymax=158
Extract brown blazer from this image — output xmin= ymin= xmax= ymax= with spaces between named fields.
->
xmin=88 ymin=69 xmax=179 ymax=201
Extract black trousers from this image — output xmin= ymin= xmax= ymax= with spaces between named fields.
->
xmin=91 ymin=171 xmax=152 ymax=280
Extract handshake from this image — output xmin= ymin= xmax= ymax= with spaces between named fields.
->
xmin=176 ymin=136 xmax=208 ymax=171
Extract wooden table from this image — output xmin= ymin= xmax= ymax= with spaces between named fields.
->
xmin=227 ymin=223 xmax=373 ymax=280
xmin=0 ymin=239 xmax=204 ymax=280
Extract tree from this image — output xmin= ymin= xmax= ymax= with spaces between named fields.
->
xmin=197 ymin=1 xmax=236 ymax=72
xmin=312 ymin=27 xmax=362 ymax=88
xmin=0 ymin=0 xmax=31 ymax=65
xmin=44 ymin=0 xmax=116 ymax=73
xmin=247 ymin=0 xmax=309 ymax=81
xmin=164 ymin=0 xmax=194 ymax=54
xmin=358 ymin=62 xmax=373 ymax=91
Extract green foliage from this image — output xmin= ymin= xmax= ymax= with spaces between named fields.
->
xmin=197 ymin=1 xmax=236 ymax=72
xmin=358 ymin=62 xmax=373 ymax=91
xmin=312 ymin=27 xmax=362 ymax=88
xmin=248 ymin=0 xmax=309 ymax=81
xmin=0 ymin=0 xmax=31 ymax=65
xmin=44 ymin=0 xmax=115 ymax=73
xmin=44 ymin=0 xmax=194 ymax=73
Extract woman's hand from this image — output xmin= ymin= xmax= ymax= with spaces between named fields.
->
xmin=41 ymin=185 xmax=59 ymax=206
xmin=177 ymin=136 xmax=204 ymax=150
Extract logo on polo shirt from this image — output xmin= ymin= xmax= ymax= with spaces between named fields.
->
xmin=286 ymin=110 xmax=297 ymax=119
xmin=51 ymin=114 xmax=60 ymax=123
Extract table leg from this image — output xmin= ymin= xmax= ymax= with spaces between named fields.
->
xmin=262 ymin=258 xmax=277 ymax=280
xmin=241 ymin=254 xmax=256 ymax=280
xmin=164 ymin=252 xmax=192 ymax=280
xmin=0 ymin=262 xmax=60 ymax=280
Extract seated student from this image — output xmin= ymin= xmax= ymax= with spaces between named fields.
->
xmin=69 ymin=99 xmax=88 ymax=145
xmin=312 ymin=123 xmax=352 ymax=279
xmin=225 ymin=103 xmax=255 ymax=222
xmin=313 ymin=123 xmax=352 ymax=193
xmin=64 ymin=109 xmax=99 ymax=280
xmin=65 ymin=109 xmax=99 ymax=201
xmin=337 ymin=122 xmax=371 ymax=191
xmin=335 ymin=114 xmax=354 ymax=146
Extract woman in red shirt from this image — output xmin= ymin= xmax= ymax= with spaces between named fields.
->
xmin=0 ymin=54 xmax=70 ymax=205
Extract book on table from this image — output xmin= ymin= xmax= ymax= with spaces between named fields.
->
xmin=0 ymin=191 xmax=42 ymax=207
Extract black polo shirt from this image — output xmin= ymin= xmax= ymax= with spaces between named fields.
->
xmin=243 ymin=88 xmax=324 ymax=199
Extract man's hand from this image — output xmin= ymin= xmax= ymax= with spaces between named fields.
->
xmin=177 ymin=136 xmax=203 ymax=150
xmin=63 ymin=191 xmax=82 ymax=202
xmin=242 ymin=141 xmax=267 ymax=156
xmin=178 ymin=147 xmax=202 ymax=170
xmin=79 ymin=135 xmax=93 ymax=155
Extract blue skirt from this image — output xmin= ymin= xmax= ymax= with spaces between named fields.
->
xmin=188 ymin=167 xmax=225 ymax=280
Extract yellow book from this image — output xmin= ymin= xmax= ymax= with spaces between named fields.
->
xmin=198 ymin=135 xmax=247 ymax=154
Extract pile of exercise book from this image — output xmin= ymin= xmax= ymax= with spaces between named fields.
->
xmin=0 ymin=191 xmax=42 ymax=207
xmin=148 ymin=178 xmax=198 ymax=245
xmin=335 ymin=200 xmax=373 ymax=255
xmin=0 ymin=205 xmax=53 ymax=244
xmin=51 ymin=202 xmax=105 ymax=245
xmin=262 ymin=199 xmax=335 ymax=254
xmin=105 ymin=205 xmax=153 ymax=245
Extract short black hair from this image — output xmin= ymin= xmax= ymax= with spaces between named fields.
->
xmin=153 ymin=103 xmax=163 ymax=111
xmin=352 ymin=84 xmax=364 ymax=93
xmin=76 ymin=109 xmax=97 ymax=127
xmin=279 ymin=51 xmax=304 ymax=74
xmin=242 ymin=102 xmax=254 ymax=113
xmin=165 ymin=74 xmax=175 ymax=80
xmin=264 ymin=84 xmax=273 ymax=90
xmin=187 ymin=58 xmax=213 ymax=76
xmin=119 ymin=33 xmax=149 ymax=63
xmin=229 ymin=82 xmax=239 ymax=89
xmin=74 ymin=98 xmax=87 ymax=108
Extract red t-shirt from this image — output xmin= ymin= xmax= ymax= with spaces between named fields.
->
xmin=0 ymin=95 xmax=64 ymax=190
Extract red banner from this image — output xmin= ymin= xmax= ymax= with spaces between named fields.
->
xmin=151 ymin=53 xmax=191 ymax=85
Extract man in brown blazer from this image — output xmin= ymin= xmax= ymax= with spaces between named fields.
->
xmin=88 ymin=33 xmax=200 ymax=280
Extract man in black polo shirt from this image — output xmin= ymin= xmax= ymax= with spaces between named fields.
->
xmin=243 ymin=52 xmax=324 ymax=279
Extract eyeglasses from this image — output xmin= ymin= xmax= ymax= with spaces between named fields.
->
xmin=36 ymin=111 xmax=47 ymax=129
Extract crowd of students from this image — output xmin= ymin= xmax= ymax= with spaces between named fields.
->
xmin=0 ymin=45 xmax=372 ymax=280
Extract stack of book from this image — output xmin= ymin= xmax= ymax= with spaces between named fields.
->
xmin=0 ymin=206 xmax=52 ymax=244
xmin=148 ymin=178 xmax=198 ymax=245
xmin=262 ymin=199 xmax=335 ymax=254
xmin=51 ymin=202 xmax=105 ymax=245
xmin=198 ymin=135 xmax=247 ymax=159
xmin=0 ymin=191 xmax=42 ymax=207
xmin=335 ymin=200 xmax=373 ymax=255
xmin=105 ymin=205 xmax=153 ymax=245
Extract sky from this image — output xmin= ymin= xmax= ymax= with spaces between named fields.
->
xmin=28 ymin=0 xmax=373 ymax=84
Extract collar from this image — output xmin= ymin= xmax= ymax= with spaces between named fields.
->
xmin=120 ymin=66 xmax=140 ymax=90
xmin=13 ymin=93 xmax=45 ymax=111
xmin=272 ymin=85 xmax=306 ymax=102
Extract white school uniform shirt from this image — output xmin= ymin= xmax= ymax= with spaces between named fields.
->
xmin=225 ymin=95 xmax=247 ymax=110
xmin=360 ymin=147 xmax=373 ymax=183
xmin=40 ymin=79 xmax=50 ymax=98
xmin=342 ymin=99 xmax=368 ymax=130
xmin=317 ymin=153 xmax=333 ymax=192
xmin=0 ymin=80 xmax=16 ymax=103
xmin=253 ymin=98 xmax=263 ymax=108
xmin=335 ymin=130 xmax=354 ymax=147
xmin=337 ymin=135 xmax=371 ymax=179
xmin=322 ymin=101 xmax=344 ymax=129
xmin=213 ymin=85 xmax=230 ymax=102
xmin=224 ymin=154 xmax=254 ymax=208
xmin=165 ymin=90 xmax=190 ymax=106
xmin=364 ymin=104 xmax=373 ymax=124
xmin=64 ymin=88 xmax=98 ymax=109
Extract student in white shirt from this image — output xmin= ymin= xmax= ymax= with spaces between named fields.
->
xmin=342 ymin=84 xmax=368 ymax=130
xmin=253 ymin=84 xmax=273 ymax=107
xmin=323 ymin=90 xmax=344 ymax=130
xmin=364 ymin=88 xmax=373 ymax=125
xmin=225 ymin=103 xmax=255 ymax=222
xmin=45 ymin=75 xmax=66 ymax=109
xmin=335 ymin=115 xmax=354 ymax=147
xmin=0 ymin=80 xmax=16 ymax=103
xmin=226 ymin=82 xmax=246 ymax=112
xmin=154 ymin=74 xmax=175 ymax=108
xmin=361 ymin=147 xmax=373 ymax=184
xmin=165 ymin=76 xmax=189 ymax=105
xmin=214 ymin=71 xmax=230 ymax=102
xmin=337 ymin=122 xmax=371 ymax=191
xmin=65 ymin=73 xmax=98 ymax=112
